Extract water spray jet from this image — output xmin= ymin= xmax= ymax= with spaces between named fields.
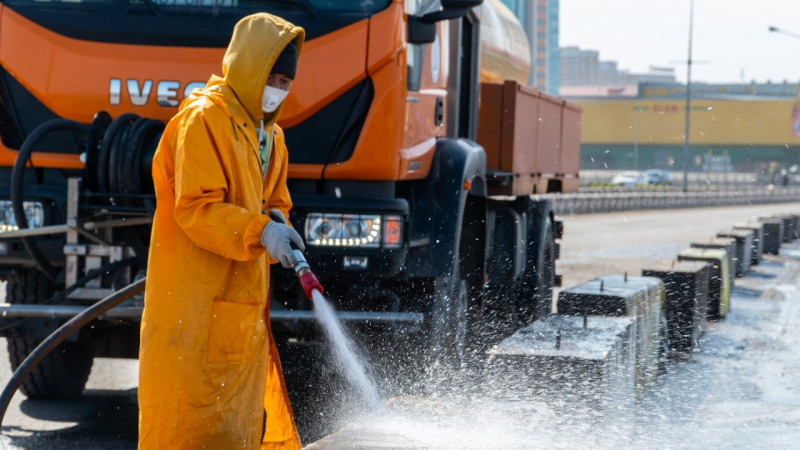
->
xmin=289 ymin=243 xmax=383 ymax=409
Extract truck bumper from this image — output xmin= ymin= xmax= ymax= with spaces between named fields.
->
xmin=0 ymin=303 xmax=423 ymax=325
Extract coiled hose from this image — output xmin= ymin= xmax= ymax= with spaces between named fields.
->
xmin=11 ymin=119 xmax=88 ymax=285
xmin=96 ymin=113 xmax=163 ymax=208
xmin=0 ymin=276 xmax=146 ymax=427
xmin=11 ymin=113 xmax=163 ymax=283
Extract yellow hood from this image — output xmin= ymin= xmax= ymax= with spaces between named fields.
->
xmin=222 ymin=13 xmax=304 ymax=124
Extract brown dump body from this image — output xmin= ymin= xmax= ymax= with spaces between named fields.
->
xmin=477 ymin=80 xmax=582 ymax=195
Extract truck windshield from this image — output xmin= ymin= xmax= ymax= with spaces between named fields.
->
xmin=2 ymin=0 xmax=391 ymax=44
xmin=2 ymin=0 xmax=391 ymax=15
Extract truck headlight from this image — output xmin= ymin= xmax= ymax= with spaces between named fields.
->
xmin=0 ymin=201 xmax=44 ymax=231
xmin=305 ymin=213 xmax=403 ymax=249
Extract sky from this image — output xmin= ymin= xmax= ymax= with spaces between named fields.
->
xmin=559 ymin=0 xmax=800 ymax=84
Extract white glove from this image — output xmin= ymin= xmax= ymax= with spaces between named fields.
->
xmin=268 ymin=209 xmax=287 ymax=224
xmin=261 ymin=221 xmax=305 ymax=268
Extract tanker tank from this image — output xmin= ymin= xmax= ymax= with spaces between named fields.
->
xmin=479 ymin=0 xmax=531 ymax=85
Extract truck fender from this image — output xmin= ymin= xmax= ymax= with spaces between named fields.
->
xmin=426 ymin=138 xmax=486 ymax=277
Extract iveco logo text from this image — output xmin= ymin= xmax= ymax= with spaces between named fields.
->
xmin=109 ymin=79 xmax=205 ymax=107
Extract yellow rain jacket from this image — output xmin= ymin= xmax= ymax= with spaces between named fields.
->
xmin=139 ymin=13 xmax=304 ymax=450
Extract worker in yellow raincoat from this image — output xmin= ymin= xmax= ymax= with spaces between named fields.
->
xmin=139 ymin=13 xmax=305 ymax=449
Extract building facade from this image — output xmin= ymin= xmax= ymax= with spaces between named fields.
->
xmin=559 ymin=46 xmax=677 ymax=89
xmin=565 ymin=81 xmax=800 ymax=172
xmin=559 ymin=46 xmax=598 ymax=86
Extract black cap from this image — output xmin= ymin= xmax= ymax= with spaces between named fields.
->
xmin=271 ymin=41 xmax=298 ymax=79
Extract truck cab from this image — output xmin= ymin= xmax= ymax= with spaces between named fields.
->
xmin=0 ymin=0 xmax=576 ymax=398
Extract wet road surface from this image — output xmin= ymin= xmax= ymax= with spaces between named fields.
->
xmin=1 ymin=202 xmax=800 ymax=448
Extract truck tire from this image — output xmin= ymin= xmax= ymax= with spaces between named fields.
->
xmin=5 ymin=269 xmax=94 ymax=399
xmin=428 ymin=269 xmax=468 ymax=375
xmin=519 ymin=222 xmax=555 ymax=324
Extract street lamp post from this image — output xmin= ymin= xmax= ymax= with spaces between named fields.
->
xmin=682 ymin=0 xmax=695 ymax=193
xmin=769 ymin=26 xmax=800 ymax=40
xmin=633 ymin=106 xmax=641 ymax=171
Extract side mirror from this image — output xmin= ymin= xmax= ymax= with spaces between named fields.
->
xmin=441 ymin=0 xmax=483 ymax=7
xmin=409 ymin=0 xmax=482 ymax=44
xmin=408 ymin=16 xmax=437 ymax=44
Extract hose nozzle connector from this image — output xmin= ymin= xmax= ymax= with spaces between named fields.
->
xmin=292 ymin=249 xmax=323 ymax=299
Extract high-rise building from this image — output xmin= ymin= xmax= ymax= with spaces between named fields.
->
xmin=559 ymin=46 xmax=677 ymax=90
xmin=546 ymin=0 xmax=560 ymax=95
xmin=559 ymin=46 xmax=599 ymax=86
xmin=499 ymin=0 xmax=560 ymax=95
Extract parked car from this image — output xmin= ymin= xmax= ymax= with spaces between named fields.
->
xmin=645 ymin=169 xmax=673 ymax=185
xmin=611 ymin=171 xmax=648 ymax=187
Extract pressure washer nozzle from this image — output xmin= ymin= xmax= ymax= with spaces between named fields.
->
xmin=298 ymin=270 xmax=323 ymax=299
xmin=292 ymin=248 xmax=324 ymax=299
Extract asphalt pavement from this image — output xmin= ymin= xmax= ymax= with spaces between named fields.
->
xmin=1 ymin=203 xmax=800 ymax=448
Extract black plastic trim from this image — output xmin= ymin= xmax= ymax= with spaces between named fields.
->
xmin=289 ymin=193 xmax=408 ymax=214
xmin=284 ymin=78 xmax=373 ymax=166
xmin=6 ymin=3 xmax=382 ymax=46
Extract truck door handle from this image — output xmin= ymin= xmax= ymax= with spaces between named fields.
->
xmin=435 ymin=96 xmax=444 ymax=126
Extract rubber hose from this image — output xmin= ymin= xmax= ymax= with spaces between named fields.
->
xmin=107 ymin=118 xmax=135 ymax=198
xmin=97 ymin=113 xmax=138 ymax=194
xmin=0 ymin=257 xmax=137 ymax=333
xmin=0 ymin=276 xmax=146 ymax=426
xmin=84 ymin=111 xmax=112 ymax=192
xmin=116 ymin=117 xmax=148 ymax=204
xmin=121 ymin=118 xmax=162 ymax=207
xmin=11 ymin=118 xmax=88 ymax=285
xmin=134 ymin=120 xmax=164 ymax=199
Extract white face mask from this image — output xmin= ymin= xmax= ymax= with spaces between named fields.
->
xmin=262 ymin=85 xmax=289 ymax=113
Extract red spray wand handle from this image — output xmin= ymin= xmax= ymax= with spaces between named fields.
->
xmin=291 ymin=246 xmax=323 ymax=299
xmin=269 ymin=210 xmax=324 ymax=299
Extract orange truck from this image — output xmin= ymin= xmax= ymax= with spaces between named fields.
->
xmin=0 ymin=0 xmax=580 ymax=398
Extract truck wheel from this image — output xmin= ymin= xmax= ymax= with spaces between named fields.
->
xmin=519 ymin=222 xmax=556 ymax=324
xmin=6 ymin=269 xmax=94 ymax=399
xmin=428 ymin=272 xmax=468 ymax=374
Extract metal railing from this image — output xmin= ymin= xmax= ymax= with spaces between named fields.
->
xmin=544 ymin=186 xmax=800 ymax=215
xmin=580 ymin=170 xmax=788 ymax=191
